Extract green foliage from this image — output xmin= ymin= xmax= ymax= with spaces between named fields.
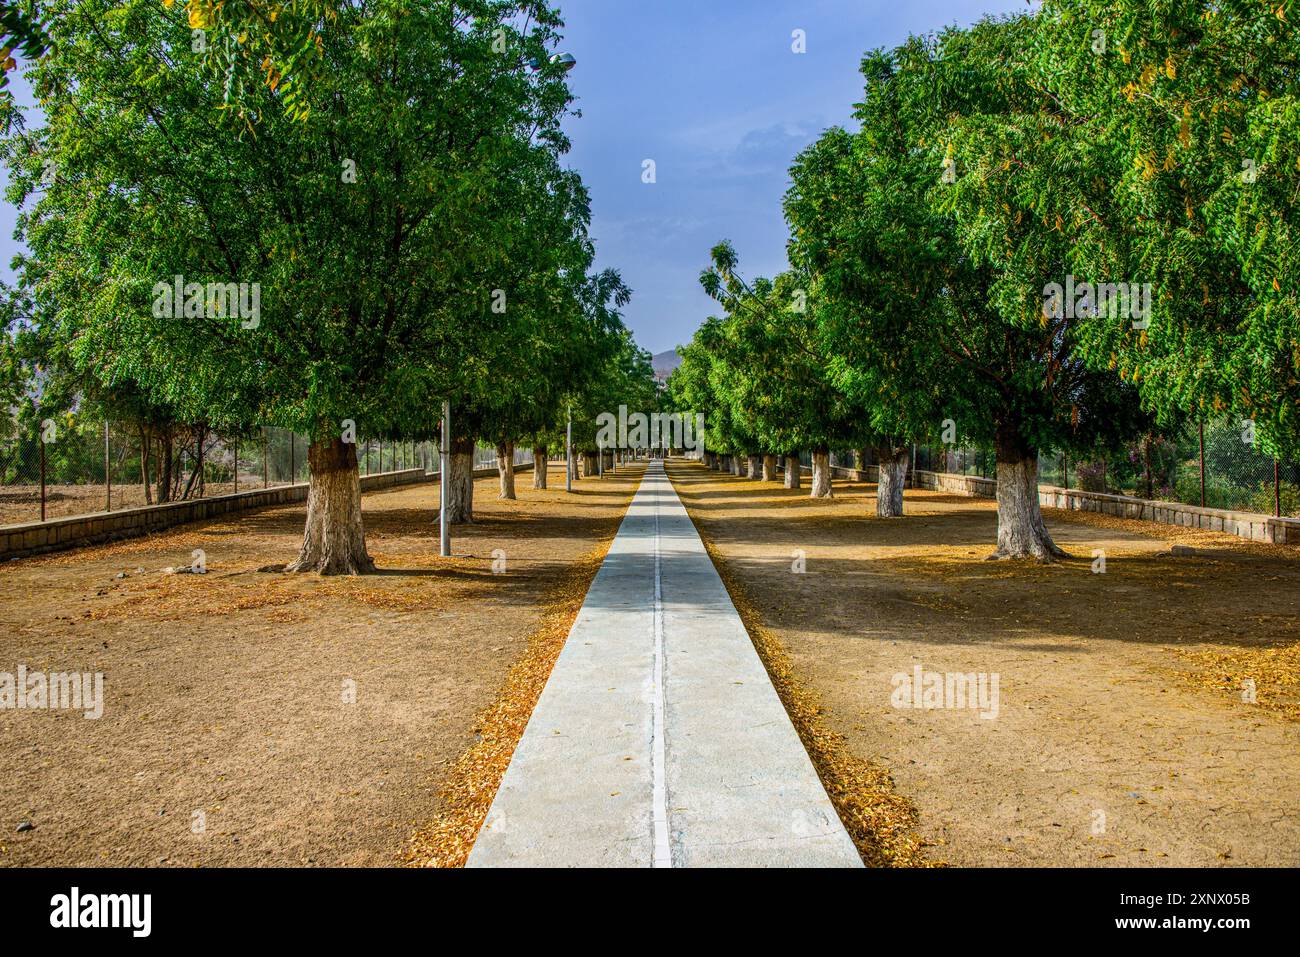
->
xmin=3 ymin=0 xmax=591 ymax=455
xmin=685 ymin=241 xmax=871 ymax=456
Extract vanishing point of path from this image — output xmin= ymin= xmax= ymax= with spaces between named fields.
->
xmin=468 ymin=460 xmax=860 ymax=867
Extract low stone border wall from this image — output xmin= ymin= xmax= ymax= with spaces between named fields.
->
xmin=1 ymin=462 xmax=537 ymax=561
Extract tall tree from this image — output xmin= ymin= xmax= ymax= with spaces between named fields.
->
xmin=3 ymin=0 xmax=584 ymax=572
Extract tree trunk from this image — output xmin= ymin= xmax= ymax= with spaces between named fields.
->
xmin=711 ymin=454 xmax=721 ymax=471
xmin=810 ymin=449 xmax=833 ymax=498
xmin=581 ymin=450 xmax=597 ymax=477
xmin=746 ymin=454 xmax=760 ymax=479
xmin=853 ymin=448 xmax=870 ymax=482
xmin=496 ymin=441 xmax=516 ymax=499
xmin=761 ymin=453 xmax=777 ymax=482
xmin=784 ymin=455 xmax=801 ymax=489
xmin=990 ymin=424 xmax=1066 ymax=561
xmin=156 ymin=432 xmax=173 ymax=503
xmin=284 ymin=437 xmax=375 ymax=575
xmin=875 ymin=445 xmax=908 ymax=517
xmin=533 ymin=447 xmax=548 ymax=489
xmin=443 ymin=436 xmax=475 ymax=524
xmin=139 ymin=428 xmax=153 ymax=506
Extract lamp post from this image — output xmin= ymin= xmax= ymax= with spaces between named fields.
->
xmin=565 ymin=404 xmax=573 ymax=493
xmin=439 ymin=401 xmax=451 ymax=557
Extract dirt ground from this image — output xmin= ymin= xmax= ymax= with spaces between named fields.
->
xmin=0 ymin=463 xmax=641 ymax=867
xmin=668 ymin=460 xmax=1300 ymax=867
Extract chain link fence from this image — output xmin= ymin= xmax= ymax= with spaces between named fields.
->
xmin=0 ymin=417 xmax=533 ymax=528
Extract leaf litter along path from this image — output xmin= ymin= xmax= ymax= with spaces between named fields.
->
xmin=667 ymin=460 xmax=1300 ymax=867
xmin=0 ymin=465 xmax=643 ymax=867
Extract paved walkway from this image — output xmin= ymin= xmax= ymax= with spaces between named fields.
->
xmin=467 ymin=460 xmax=861 ymax=867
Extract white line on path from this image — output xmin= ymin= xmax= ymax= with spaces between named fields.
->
xmin=651 ymin=477 xmax=672 ymax=867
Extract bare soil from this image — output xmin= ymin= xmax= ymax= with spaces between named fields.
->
xmin=669 ymin=460 xmax=1300 ymax=867
xmin=0 ymin=465 xmax=641 ymax=867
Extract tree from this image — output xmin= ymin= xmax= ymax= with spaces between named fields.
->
xmin=788 ymin=18 xmax=1147 ymax=558
xmin=697 ymin=242 xmax=871 ymax=497
xmin=1013 ymin=0 xmax=1300 ymax=458
xmin=4 ymin=0 xmax=583 ymax=572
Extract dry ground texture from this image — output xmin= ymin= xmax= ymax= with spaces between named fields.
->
xmin=0 ymin=464 xmax=642 ymax=866
xmin=668 ymin=460 xmax=1300 ymax=867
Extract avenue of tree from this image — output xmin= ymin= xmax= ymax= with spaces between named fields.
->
xmin=668 ymin=0 xmax=1300 ymax=560
xmin=0 ymin=0 xmax=659 ymax=573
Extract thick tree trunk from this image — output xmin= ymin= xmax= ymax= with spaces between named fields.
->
xmin=496 ymin=441 xmax=516 ymax=499
xmin=711 ymin=454 xmax=721 ymax=471
xmin=729 ymin=455 xmax=741 ymax=475
xmin=581 ymin=450 xmax=598 ymax=477
xmin=746 ymin=454 xmax=760 ymax=479
xmin=761 ymin=453 xmax=777 ymax=482
xmin=875 ymin=445 xmax=908 ymax=517
xmin=784 ymin=455 xmax=801 ymax=490
xmin=990 ymin=424 xmax=1066 ymax=561
xmin=284 ymin=438 xmax=375 ymax=575
xmin=443 ymin=436 xmax=475 ymax=524
xmin=533 ymin=447 xmax=548 ymax=489
xmin=810 ymin=449 xmax=833 ymax=498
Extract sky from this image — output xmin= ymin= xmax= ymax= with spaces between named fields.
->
xmin=0 ymin=0 xmax=1032 ymax=358
xmin=555 ymin=0 xmax=1032 ymax=356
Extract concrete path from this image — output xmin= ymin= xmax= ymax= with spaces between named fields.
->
xmin=467 ymin=460 xmax=861 ymax=868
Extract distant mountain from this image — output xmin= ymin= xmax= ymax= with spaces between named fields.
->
xmin=652 ymin=349 xmax=681 ymax=383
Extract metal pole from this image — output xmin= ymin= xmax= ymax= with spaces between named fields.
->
xmin=565 ymin=405 xmax=573 ymax=492
xmin=40 ymin=433 xmax=46 ymax=522
xmin=598 ymin=441 xmax=603 ymax=478
xmin=290 ymin=433 xmax=296 ymax=485
xmin=104 ymin=421 xmax=111 ymax=512
xmin=1276 ymin=459 xmax=1282 ymax=518
xmin=233 ymin=437 xmax=238 ymax=493
xmin=263 ymin=428 xmax=269 ymax=488
xmin=440 ymin=401 xmax=451 ymax=557
xmin=1199 ymin=422 xmax=1206 ymax=508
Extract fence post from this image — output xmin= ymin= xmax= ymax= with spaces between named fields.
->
xmin=290 ymin=434 xmax=296 ymax=484
xmin=233 ymin=438 xmax=239 ymax=493
xmin=263 ymin=428 xmax=269 ymax=488
xmin=1062 ymin=451 xmax=1069 ymax=492
xmin=104 ymin=421 xmax=111 ymax=513
xmin=197 ymin=429 xmax=205 ymax=498
xmin=1199 ymin=422 xmax=1206 ymax=508
xmin=40 ymin=433 xmax=46 ymax=522
xmin=1276 ymin=459 xmax=1282 ymax=518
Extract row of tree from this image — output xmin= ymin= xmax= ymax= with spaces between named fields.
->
xmin=668 ymin=0 xmax=1299 ymax=560
xmin=1 ymin=0 xmax=659 ymax=573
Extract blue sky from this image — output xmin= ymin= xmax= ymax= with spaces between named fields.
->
xmin=0 ymin=0 xmax=1031 ymax=357
xmin=556 ymin=0 xmax=1031 ymax=355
